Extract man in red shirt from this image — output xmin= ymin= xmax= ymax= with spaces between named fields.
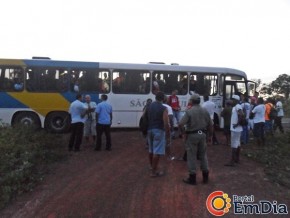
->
xmin=168 ymin=89 xmax=182 ymax=138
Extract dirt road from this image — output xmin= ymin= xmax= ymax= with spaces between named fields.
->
xmin=0 ymin=130 xmax=289 ymax=218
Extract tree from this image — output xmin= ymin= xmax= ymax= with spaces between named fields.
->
xmin=270 ymin=74 xmax=290 ymax=99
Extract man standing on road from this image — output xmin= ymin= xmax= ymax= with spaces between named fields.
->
xmin=251 ymin=97 xmax=266 ymax=146
xmin=202 ymin=95 xmax=219 ymax=145
xmin=95 ymin=94 xmax=113 ymax=151
xmin=68 ymin=94 xmax=88 ymax=152
xmin=84 ymin=95 xmax=97 ymax=146
xmin=225 ymin=95 xmax=243 ymax=166
xmin=274 ymin=97 xmax=284 ymax=134
xmin=179 ymin=94 xmax=213 ymax=185
xmin=147 ymin=91 xmax=170 ymax=177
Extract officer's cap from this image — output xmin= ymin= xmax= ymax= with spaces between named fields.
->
xmin=190 ymin=93 xmax=200 ymax=101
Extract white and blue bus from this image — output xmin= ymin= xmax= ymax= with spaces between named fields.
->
xmin=0 ymin=57 xmax=256 ymax=132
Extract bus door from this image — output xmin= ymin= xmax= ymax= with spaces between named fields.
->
xmin=223 ymin=81 xmax=237 ymax=106
xmin=247 ymin=80 xmax=257 ymax=97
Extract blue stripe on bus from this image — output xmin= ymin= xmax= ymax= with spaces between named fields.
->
xmin=0 ymin=93 xmax=28 ymax=108
xmin=23 ymin=60 xmax=100 ymax=69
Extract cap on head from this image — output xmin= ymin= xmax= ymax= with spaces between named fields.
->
xmin=231 ymin=95 xmax=240 ymax=101
xmin=190 ymin=93 xmax=200 ymax=101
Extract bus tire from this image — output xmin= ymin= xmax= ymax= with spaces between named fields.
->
xmin=13 ymin=112 xmax=41 ymax=129
xmin=45 ymin=112 xmax=71 ymax=133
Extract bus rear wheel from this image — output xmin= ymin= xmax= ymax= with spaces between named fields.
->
xmin=13 ymin=112 xmax=41 ymax=129
xmin=45 ymin=112 xmax=70 ymax=133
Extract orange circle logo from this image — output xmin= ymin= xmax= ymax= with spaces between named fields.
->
xmin=206 ymin=191 xmax=231 ymax=216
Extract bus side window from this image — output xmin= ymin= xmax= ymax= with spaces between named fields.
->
xmin=113 ymin=71 xmax=125 ymax=93
xmin=112 ymin=70 xmax=149 ymax=94
xmin=189 ymin=74 xmax=197 ymax=93
xmin=193 ymin=74 xmax=218 ymax=96
xmin=0 ymin=67 xmax=24 ymax=92
xmin=101 ymin=72 xmax=110 ymax=93
xmin=57 ymin=69 xmax=69 ymax=92
xmin=45 ymin=69 xmax=57 ymax=91
xmin=26 ymin=69 xmax=35 ymax=91
xmin=155 ymin=71 xmax=187 ymax=95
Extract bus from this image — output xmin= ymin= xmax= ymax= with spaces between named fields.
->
xmin=0 ymin=57 xmax=256 ymax=133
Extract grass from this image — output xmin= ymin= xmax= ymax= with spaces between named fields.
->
xmin=0 ymin=124 xmax=67 ymax=209
xmin=244 ymin=131 xmax=290 ymax=188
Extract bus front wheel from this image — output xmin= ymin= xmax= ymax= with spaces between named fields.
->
xmin=13 ymin=112 xmax=41 ymax=129
xmin=45 ymin=112 xmax=70 ymax=133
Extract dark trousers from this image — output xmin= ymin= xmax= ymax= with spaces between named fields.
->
xmin=274 ymin=117 xmax=284 ymax=133
xmin=68 ymin=122 xmax=84 ymax=151
xmin=96 ymin=123 xmax=111 ymax=150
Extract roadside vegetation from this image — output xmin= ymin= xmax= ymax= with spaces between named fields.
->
xmin=0 ymin=124 xmax=67 ymax=209
xmin=244 ymin=130 xmax=290 ymax=189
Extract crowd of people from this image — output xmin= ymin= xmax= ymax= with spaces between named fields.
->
xmin=67 ymin=90 xmax=285 ymax=185
xmin=68 ymin=94 xmax=113 ymax=152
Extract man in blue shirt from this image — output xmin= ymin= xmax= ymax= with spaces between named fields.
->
xmin=68 ymin=94 xmax=88 ymax=152
xmin=95 ymin=94 xmax=113 ymax=151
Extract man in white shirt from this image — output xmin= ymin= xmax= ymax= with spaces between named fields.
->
xmin=68 ymin=94 xmax=88 ymax=152
xmin=274 ymin=97 xmax=284 ymax=134
xmin=251 ymin=97 xmax=266 ymax=146
xmin=84 ymin=95 xmax=97 ymax=145
xmin=202 ymin=95 xmax=219 ymax=145
xmin=225 ymin=95 xmax=243 ymax=166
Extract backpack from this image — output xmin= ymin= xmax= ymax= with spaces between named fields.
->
xmin=139 ymin=107 xmax=149 ymax=136
xmin=269 ymin=105 xmax=278 ymax=120
xmin=237 ymin=105 xmax=248 ymax=126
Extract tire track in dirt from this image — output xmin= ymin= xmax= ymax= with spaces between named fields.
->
xmin=0 ymin=130 xmax=290 ymax=218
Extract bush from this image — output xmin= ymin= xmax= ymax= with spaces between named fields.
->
xmin=283 ymin=99 xmax=290 ymax=118
xmin=245 ymin=131 xmax=290 ymax=188
xmin=0 ymin=125 xmax=67 ymax=209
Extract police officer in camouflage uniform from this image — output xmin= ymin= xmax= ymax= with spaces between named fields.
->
xmin=179 ymin=94 xmax=213 ymax=185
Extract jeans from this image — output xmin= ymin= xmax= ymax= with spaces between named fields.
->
xmin=96 ymin=123 xmax=112 ymax=150
xmin=68 ymin=122 xmax=84 ymax=150
xmin=273 ymin=117 xmax=284 ymax=133
xmin=241 ymin=125 xmax=249 ymax=144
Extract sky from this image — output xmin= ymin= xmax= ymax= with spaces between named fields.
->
xmin=1 ymin=0 xmax=290 ymax=83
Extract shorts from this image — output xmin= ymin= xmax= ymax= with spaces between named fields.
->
xmin=84 ymin=119 xmax=96 ymax=136
xmin=147 ymin=129 xmax=166 ymax=155
xmin=231 ymin=131 xmax=242 ymax=148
